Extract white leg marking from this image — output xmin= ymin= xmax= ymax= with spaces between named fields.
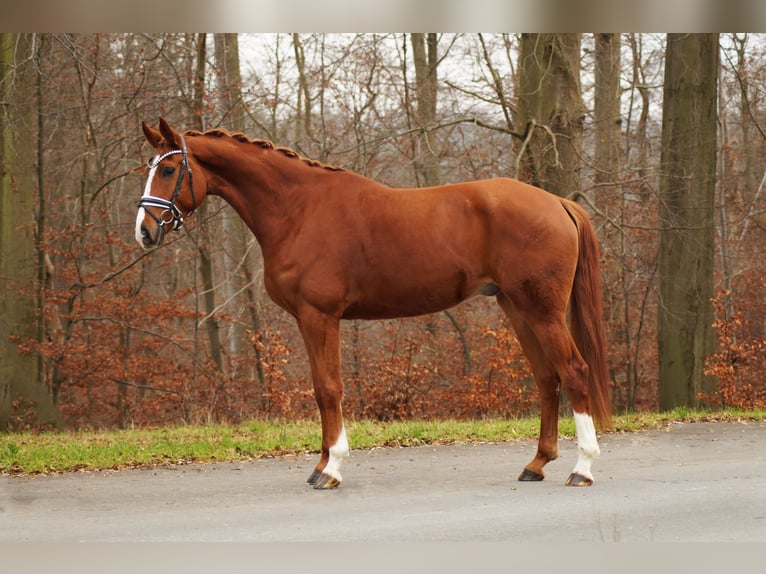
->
xmin=572 ymin=411 xmax=600 ymax=480
xmin=323 ymin=426 xmax=349 ymax=482
xmin=135 ymin=159 xmax=158 ymax=247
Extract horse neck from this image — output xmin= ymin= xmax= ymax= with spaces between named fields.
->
xmin=192 ymin=136 xmax=321 ymax=252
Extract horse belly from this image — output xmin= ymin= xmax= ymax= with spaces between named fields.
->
xmin=341 ymin=204 xmax=497 ymax=319
xmin=341 ymin=291 xmax=465 ymax=320
xmin=341 ymin=261 xmax=494 ymax=320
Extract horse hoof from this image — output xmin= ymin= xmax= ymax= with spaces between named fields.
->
xmin=565 ymin=472 xmax=593 ymax=487
xmin=312 ymin=472 xmax=341 ymax=490
xmin=307 ymin=469 xmax=322 ymax=485
xmin=518 ymin=468 xmax=545 ymax=482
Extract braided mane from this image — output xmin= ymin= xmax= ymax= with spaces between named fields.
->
xmin=185 ymin=128 xmax=344 ymax=172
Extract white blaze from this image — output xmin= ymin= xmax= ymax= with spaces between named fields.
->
xmin=135 ymin=157 xmax=159 ymax=247
xmin=572 ymin=411 xmax=600 ymax=480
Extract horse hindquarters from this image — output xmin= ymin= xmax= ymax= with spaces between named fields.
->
xmin=497 ymin=199 xmax=610 ymax=486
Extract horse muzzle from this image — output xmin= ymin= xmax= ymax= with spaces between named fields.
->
xmin=135 ymin=197 xmax=184 ymax=249
xmin=136 ymin=215 xmax=164 ymax=250
xmin=138 ymin=222 xmax=161 ymax=249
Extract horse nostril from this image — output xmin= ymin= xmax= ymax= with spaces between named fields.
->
xmin=141 ymin=226 xmax=153 ymax=247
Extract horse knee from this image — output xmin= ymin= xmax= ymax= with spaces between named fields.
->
xmin=313 ymin=381 xmax=343 ymax=410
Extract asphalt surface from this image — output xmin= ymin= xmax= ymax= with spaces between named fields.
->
xmin=1 ymin=420 xmax=765 ymax=542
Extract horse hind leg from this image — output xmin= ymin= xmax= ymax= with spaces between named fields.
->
xmin=499 ymin=293 xmax=600 ymax=486
xmin=497 ymin=294 xmax=562 ymax=482
xmin=531 ymin=320 xmax=601 ymax=487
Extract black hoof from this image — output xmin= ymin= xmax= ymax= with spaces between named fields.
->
xmin=307 ymin=469 xmax=322 ymax=485
xmin=312 ymin=472 xmax=341 ymax=490
xmin=565 ymin=472 xmax=593 ymax=487
xmin=518 ymin=468 xmax=545 ymax=482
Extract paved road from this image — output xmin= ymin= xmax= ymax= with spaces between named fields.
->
xmin=1 ymin=421 xmax=765 ymax=542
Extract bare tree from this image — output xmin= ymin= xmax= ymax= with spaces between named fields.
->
xmin=184 ymin=33 xmax=224 ymax=377
xmin=515 ymin=34 xmax=585 ymax=198
xmin=658 ymin=33 xmax=719 ymax=409
xmin=214 ymin=33 xmax=267 ymax=392
xmin=0 ymin=33 xmax=62 ymax=428
xmin=593 ymin=33 xmax=635 ymax=407
xmin=410 ymin=33 xmax=441 ymax=187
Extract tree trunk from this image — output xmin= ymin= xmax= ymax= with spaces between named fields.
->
xmin=516 ymin=33 xmax=584 ymax=198
xmin=292 ymin=33 xmax=313 ymax=148
xmin=594 ymin=33 xmax=622 ymax=192
xmin=410 ymin=33 xmax=441 ymax=187
xmin=35 ymin=34 xmax=50 ymax=390
xmin=658 ymin=33 xmax=719 ymax=410
xmin=718 ymin=34 xmax=755 ymax=322
xmin=214 ymin=33 xmax=266 ymax=392
xmin=593 ymin=33 xmax=630 ymax=407
xmin=189 ymin=33 xmax=224 ymax=375
xmin=215 ymin=33 xmax=244 ymax=377
xmin=0 ymin=33 xmax=62 ymax=429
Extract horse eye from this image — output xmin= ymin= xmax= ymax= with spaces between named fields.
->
xmin=161 ymin=166 xmax=175 ymax=177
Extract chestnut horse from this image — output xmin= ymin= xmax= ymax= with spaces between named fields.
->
xmin=136 ymin=118 xmax=612 ymax=489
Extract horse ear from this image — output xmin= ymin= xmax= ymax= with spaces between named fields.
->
xmin=142 ymin=121 xmax=163 ymax=148
xmin=158 ymin=117 xmax=183 ymax=149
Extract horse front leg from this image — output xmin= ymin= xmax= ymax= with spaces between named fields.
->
xmin=297 ymin=308 xmax=348 ymax=490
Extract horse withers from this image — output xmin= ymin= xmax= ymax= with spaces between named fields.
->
xmin=136 ymin=118 xmax=612 ymax=489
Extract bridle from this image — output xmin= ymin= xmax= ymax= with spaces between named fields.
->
xmin=138 ymin=134 xmax=196 ymax=238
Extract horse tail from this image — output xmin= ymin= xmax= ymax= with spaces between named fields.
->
xmin=561 ymin=199 xmax=613 ymax=430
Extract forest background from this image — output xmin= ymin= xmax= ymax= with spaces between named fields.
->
xmin=1 ymin=33 xmax=764 ymax=431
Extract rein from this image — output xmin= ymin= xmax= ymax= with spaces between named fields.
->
xmin=138 ymin=134 xmax=196 ymax=236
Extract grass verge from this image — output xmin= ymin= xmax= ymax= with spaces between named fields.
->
xmin=1 ymin=408 xmax=764 ymax=475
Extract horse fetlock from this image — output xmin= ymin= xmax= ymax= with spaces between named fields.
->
xmin=308 ymin=427 xmax=348 ymax=490
xmin=571 ymin=411 xmax=600 ymax=484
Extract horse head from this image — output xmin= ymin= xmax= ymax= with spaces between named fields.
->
xmin=135 ymin=118 xmax=206 ymax=249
